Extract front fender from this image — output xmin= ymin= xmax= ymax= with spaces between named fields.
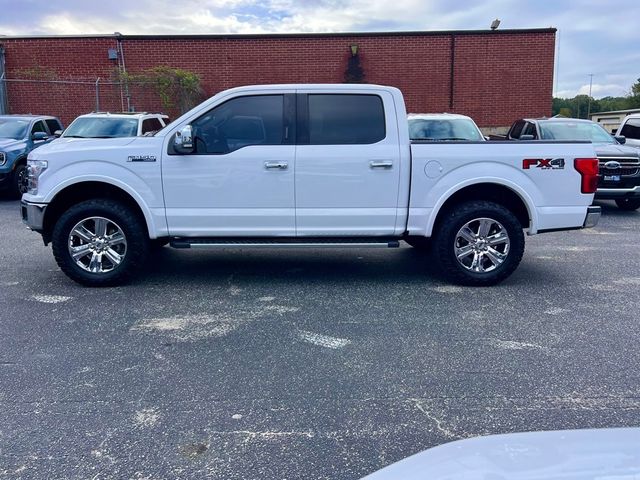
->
xmin=26 ymin=160 xmax=167 ymax=238
xmin=0 ymin=148 xmax=28 ymax=174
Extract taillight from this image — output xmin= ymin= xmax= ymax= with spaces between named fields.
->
xmin=574 ymin=158 xmax=599 ymax=194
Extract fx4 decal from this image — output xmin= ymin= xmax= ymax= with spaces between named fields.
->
xmin=522 ymin=158 xmax=565 ymax=170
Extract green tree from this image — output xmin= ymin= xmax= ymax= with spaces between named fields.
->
xmin=116 ymin=66 xmax=204 ymax=114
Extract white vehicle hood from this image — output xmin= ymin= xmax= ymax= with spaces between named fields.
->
xmin=28 ymin=137 xmax=155 ymax=161
xmin=364 ymin=428 xmax=640 ymax=479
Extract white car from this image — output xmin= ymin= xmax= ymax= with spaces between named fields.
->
xmin=408 ymin=113 xmax=486 ymax=141
xmin=364 ymin=428 xmax=640 ymax=479
xmin=60 ymin=112 xmax=170 ymax=139
xmin=617 ymin=113 xmax=640 ymax=149
xmin=22 ymin=84 xmax=600 ymax=287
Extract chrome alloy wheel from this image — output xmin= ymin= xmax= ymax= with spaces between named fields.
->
xmin=67 ymin=217 xmax=127 ymax=273
xmin=454 ymin=217 xmax=510 ymax=273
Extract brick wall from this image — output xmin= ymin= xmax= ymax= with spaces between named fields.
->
xmin=0 ymin=30 xmax=555 ymax=128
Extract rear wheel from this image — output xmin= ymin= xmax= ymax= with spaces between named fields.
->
xmin=615 ymin=198 xmax=640 ymax=211
xmin=432 ymin=201 xmax=524 ymax=286
xmin=52 ymin=199 xmax=149 ymax=287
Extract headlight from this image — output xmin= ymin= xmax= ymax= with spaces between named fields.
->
xmin=26 ymin=159 xmax=48 ymax=195
xmin=0 ymin=152 xmax=6 ymax=166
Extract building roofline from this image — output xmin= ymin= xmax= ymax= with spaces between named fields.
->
xmin=590 ymin=108 xmax=640 ymax=116
xmin=0 ymin=28 xmax=557 ymax=41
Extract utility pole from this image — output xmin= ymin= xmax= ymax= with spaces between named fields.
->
xmin=587 ymin=73 xmax=594 ymax=119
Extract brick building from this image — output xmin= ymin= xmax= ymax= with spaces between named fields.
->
xmin=0 ymin=29 xmax=556 ymax=130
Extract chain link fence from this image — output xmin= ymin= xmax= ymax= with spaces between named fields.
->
xmin=0 ymin=77 xmax=168 ymax=125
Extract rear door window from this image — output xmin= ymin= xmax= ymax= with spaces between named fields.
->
xmin=306 ymin=94 xmax=385 ymax=145
xmin=45 ymin=119 xmax=62 ymax=134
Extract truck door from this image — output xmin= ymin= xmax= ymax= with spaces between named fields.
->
xmin=162 ymin=93 xmax=296 ymax=236
xmin=294 ymin=91 xmax=401 ymax=236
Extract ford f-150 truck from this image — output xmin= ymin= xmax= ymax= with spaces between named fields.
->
xmin=21 ymin=84 xmax=601 ymax=287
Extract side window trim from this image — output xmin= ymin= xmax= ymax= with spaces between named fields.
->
xmin=283 ymin=94 xmax=296 ymax=145
xmin=296 ymin=93 xmax=309 ymax=145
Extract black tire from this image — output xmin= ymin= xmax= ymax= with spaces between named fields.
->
xmin=615 ymin=198 xmax=640 ymax=211
xmin=11 ymin=162 xmax=28 ymax=198
xmin=52 ymin=199 xmax=149 ymax=287
xmin=149 ymin=238 xmax=170 ymax=250
xmin=432 ymin=201 xmax=525 ymax=286
xmin=404 ymin=236 xmax=432 ymax=251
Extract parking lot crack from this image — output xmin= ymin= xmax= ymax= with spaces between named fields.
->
xmin=408 ymin=398 xmax=459 ymax=439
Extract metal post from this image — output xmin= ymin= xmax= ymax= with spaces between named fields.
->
xmin=95 ymin=78 xmax=101 ymax=112
xmin=0 ymin=73 xmax=6 ymax=115
xmin=0 ymin=46 xmax=7 ymax=115
xmin=587 ymin=73 xmax=594 ymax=119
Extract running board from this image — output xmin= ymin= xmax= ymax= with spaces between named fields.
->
xmin=170 ymin=237 xmax=400 ymax=249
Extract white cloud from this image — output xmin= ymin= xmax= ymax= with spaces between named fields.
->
xmin=557 ymin=82 xmax=630 ymax=99
xmin=576 ymin=83 xmax=628 ymax=98
xmin=0 ymin=0 xmax=638 ymax=97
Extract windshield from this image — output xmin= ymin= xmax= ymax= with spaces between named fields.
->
xmin=539 ymin=121 xmax=616 ymax=143
xmin=409 ymin=118 xmax=484 ymax=141
xmin=0 ymin=119 xmax=29 ymax=139
xmin=63 ymin=117 xmax=139 ymax=138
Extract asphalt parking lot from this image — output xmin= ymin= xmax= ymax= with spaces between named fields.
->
xmin=1 ymin=197 xmax=639 ymax=479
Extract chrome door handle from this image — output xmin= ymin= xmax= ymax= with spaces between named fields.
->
xmin=264 ymin=161 xmax=288 ymax=170
xmin=369 ymin=160 xmax=393 ymax=169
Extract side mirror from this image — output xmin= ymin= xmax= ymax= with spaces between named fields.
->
xmin=483 ymin=136 xmax=490 ymax=141
xmin=32 ymin=131 xmax=49 ymax=142
xmin=614 ymin=135 xmax=626 ymax=144
xmin=611 ymin=128 xmax=618 ymax=135
xmin=520 ymin=134 xmax=535 ymax=140
xmin=54 ymin=129 xmax=63 ymax=138
xmin=173 ymin=125 xmax=194 ymax=154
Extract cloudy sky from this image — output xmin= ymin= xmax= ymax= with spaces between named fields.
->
xmin=1 ymin=0 xmax=638 ymax=99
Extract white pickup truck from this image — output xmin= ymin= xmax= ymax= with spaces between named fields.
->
xmin=21 ymin=84 xmax=601 ymax=287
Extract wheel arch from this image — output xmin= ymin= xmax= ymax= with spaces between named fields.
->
xmin=428 ymin=181 xmax=537 ymax=236
xmin=12 ymin=154 xmax=28 ymax=169
xmin=42 ymin=181 xmax=155 ymax=245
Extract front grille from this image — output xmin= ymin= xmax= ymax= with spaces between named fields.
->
xmin=598 ymin=157 xmax=640 ymax=177
xmin=0 ymin=152 xmax=5 ymax=166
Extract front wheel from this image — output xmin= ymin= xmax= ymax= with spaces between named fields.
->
xmin=404 ymin=236 xmax=431 ymax=251
xmin=52 ymin=199 xmax=149 ymax=287
xmin=615 ymin=198 xmax=640 ymax=211
xmin=432 ymin=201 xmax=525 ymax=286
xmin=11 ymin=162 xmax=28 ymax=198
